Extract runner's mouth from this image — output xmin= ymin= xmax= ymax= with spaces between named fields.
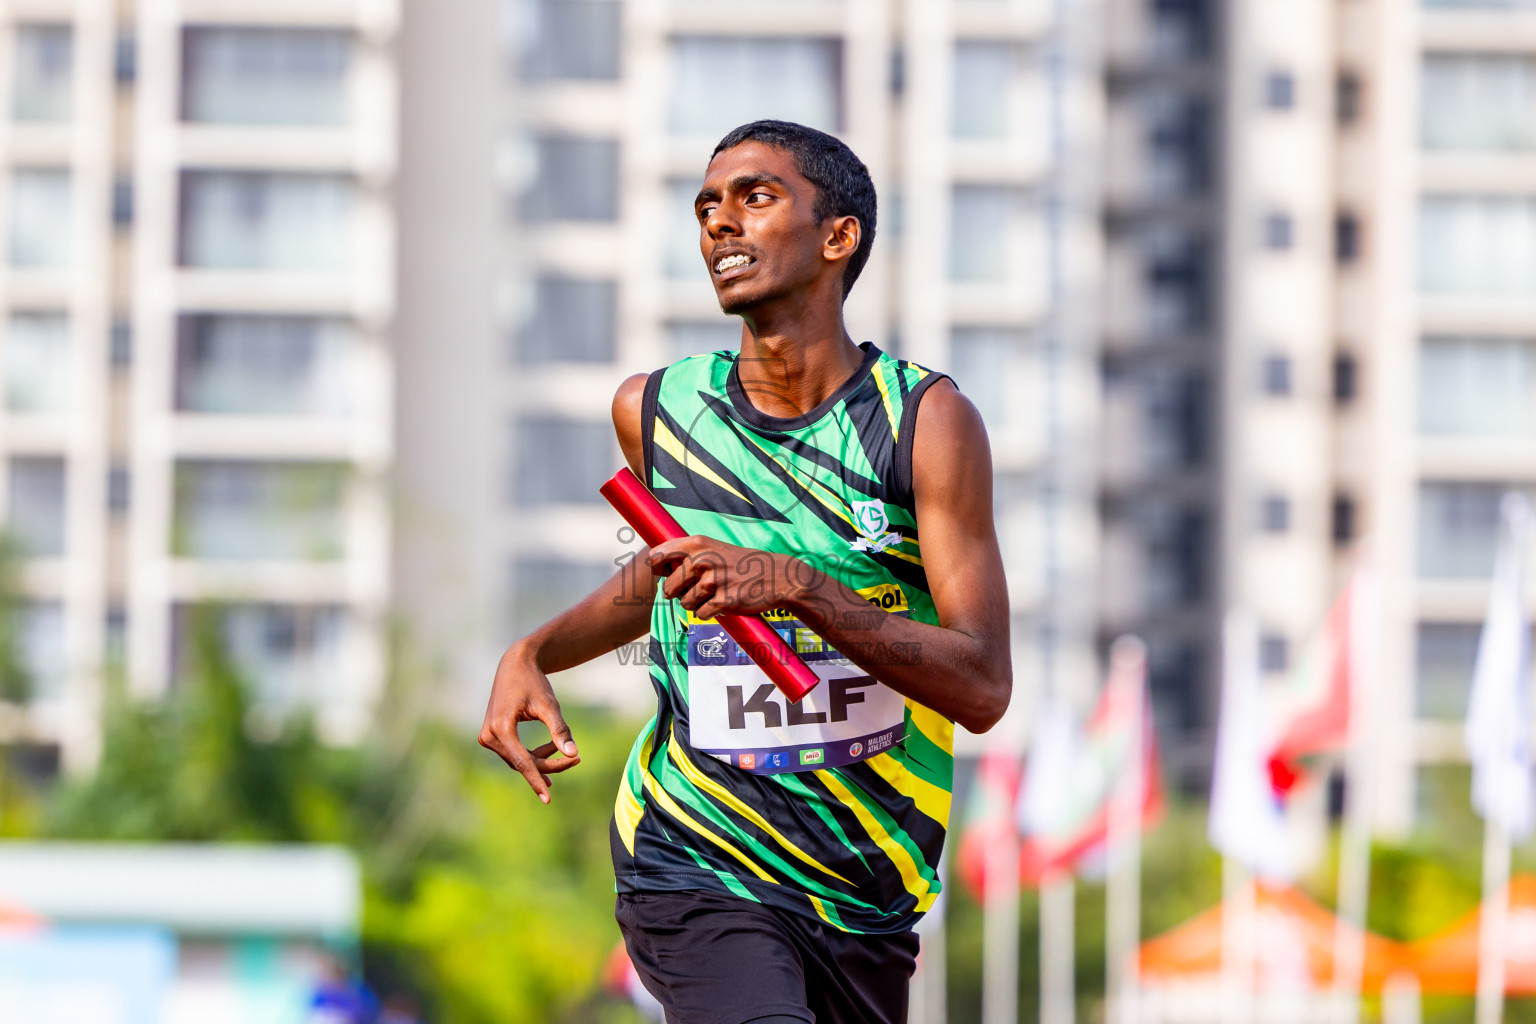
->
xmin=713 ymin=252 xmax=757 ymax=278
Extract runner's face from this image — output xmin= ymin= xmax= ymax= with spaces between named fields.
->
xmin=695 ymin=142 xmax=837 ymax=315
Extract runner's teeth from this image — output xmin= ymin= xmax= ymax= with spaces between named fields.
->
xmin=715 ymin=254 xmax=752 ymax=273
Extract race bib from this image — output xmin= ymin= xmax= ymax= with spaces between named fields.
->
xmin=684 ymin=590 xmax=908 ymax=774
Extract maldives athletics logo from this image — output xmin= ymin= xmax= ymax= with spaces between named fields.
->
xmin=848 ymin=500 xmax=901 ymax=554
xmin=848 ymin=741 xmax=864 ymax=758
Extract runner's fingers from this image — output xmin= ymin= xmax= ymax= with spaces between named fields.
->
xmin=532 ymin=697 xmax=578 ymax=758
xmin=493 ymin=733 xmax=551 ymax=804
xmin=528 ymin=740 xmax=582 ymax=774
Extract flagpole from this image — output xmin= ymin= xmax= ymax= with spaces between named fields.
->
xmin=1106 ymin=637 xmax=1147 ymax=1024
xmin=1219 ymin=856 xmax=1256 ymax=1024
xmin=1041 ymin=872 xmax=1075 ymax=1024
xmin=1332 ymin=567 xmax=1380 ymax=1024
xmin=982 ymin=798 xmax=1020 ymax=1024
xmin=1475 ymin=817 xmax=1512 ymax=1024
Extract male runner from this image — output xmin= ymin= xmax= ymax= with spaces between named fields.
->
xmin=480 ymin=120 xmax=1011 ymax=1024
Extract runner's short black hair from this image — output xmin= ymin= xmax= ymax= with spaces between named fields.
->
xmin=712 ymin=120 xmax=877 ymax=299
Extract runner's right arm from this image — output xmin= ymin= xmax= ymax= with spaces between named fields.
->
xmin=479 ymin=374 xmax=659 ymax=803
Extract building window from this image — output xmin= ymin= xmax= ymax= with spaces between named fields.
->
xmin=1422 ymin=53 xmax=1536 ymax=152
xmin=1420 ymin=335 xmax=1536 ymax=437
xmin=669 ymin=37 xmax=842 ymax=137
xmin=511 ymin=418 xmax=611 ymax=507
xmin=520 ymin=135 xmax=619 ymax=223
xmin=517 ymin=0 xmax=621 ymax=82
xmin=1260 ymin=633 xmax=1290 ymax=672
xmin=9 ymin=169 xmax=72 ymax=268
xmin=1333 ymin=352 xmax=1358 ymax=404
xmin=1332 ymin=494 xmax=1357 ymax=546
xmin=1337 ymin=71 xmax=1363 ymax=125
xmin=13 ymin=25 xmax=72 ymax=122
xmin=173 ymin=460 xmax=347 ymax=561
xmin=115 ymin=30 xmax=137 ymax=85
xmin=1335 ymin=212 xmax=1361 ymax=262
xmin=517 ymin=277 xmax=617 ymax=364
xmin=175 ymin=314 xmax=355 ymax=416
xmin=8 ymin=457 xmax=65 ymax=557
xmin=112 ymin=176 xmax=134 ymax=228
xmin=1149 ymin=0 xmax=1212 ymax=60
xmin=108 ymin=463 xmax=130 ymax=514
xmin=1416 ymin=622 xmax=1485 ymax=720
xmin=1261 ymin=494 xmax=1291 ymax=533
xmin=509 ymin=558 xmax=614 ymax=639
xmin=179 ymin=171 xmax=353 ymax=273
xmin=951 ymin=328 xmax=1023 ymax=430
xmin=1143 ymin=229 xmax=1208 ymax=336
xmin=110 ymin=319 xmax=132 ymax=368
xmin=1144 ymin=368 xmax=1208 ymax=470
xmin=1265 ymin=70 xmax=1296 ymax=110
xmin=1145 ymin=92 xmax=1211 ymax=198
xmin=16 ymin=602 xmax=65 ymax=702
xmin=1144 ymin=505 xmax=1206 ymax=606
xmin=1262 ymin=354 xmax=1292 ymax=397
xmin=5 ymin=312 xmax=70 ymax=413
xmin=173 ymin=602 xmax=347 ymax=710
xmin=1264 ymin=212 xmax=1294 ymax=251
xmin=953 ymin=41 xmax=1032 ymax=140
xmin=182 ymin=27 xmax=350 ymax=126
xmin=668 ymin=321 xmax=740 ymax=363
xmin=950 ymin=186 xmax=1036 ymax=283
xmin=667 ymin=179 xmax=704 ymax=279
xmin=1418 ymin=481 xmax=1519 ymax=579
xmin=1420 ymin=195 xmax=1536 ymax=296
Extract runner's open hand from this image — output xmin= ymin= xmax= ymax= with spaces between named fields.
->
xmin=479 ymin=642 xmax=581 ymax=803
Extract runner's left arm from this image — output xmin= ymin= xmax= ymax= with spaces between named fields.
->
xmin=646 ymin=379 xmax=1011 ymax=734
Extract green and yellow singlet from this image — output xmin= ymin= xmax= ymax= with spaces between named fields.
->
xmin=611 ymin=342 xmax=955 ymax=935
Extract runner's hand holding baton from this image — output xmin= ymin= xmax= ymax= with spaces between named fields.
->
xmin=601 ymin=467 xmax=820 ymax=703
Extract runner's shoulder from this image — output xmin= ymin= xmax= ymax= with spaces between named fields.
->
xmin=911 ymin=376 xmax=987 ymax=450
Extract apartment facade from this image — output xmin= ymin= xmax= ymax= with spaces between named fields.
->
xmin=416 ymin=0 xmax=1108 ymax=738
xmin=0 ymin=0 xmax=399 ymax=769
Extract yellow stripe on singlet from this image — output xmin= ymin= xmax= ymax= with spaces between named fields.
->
xmin=865 ymin=753 xmax=953 ymax=829
xmin=666 ymin=729 xmax=853 ymax=885
xmin=642 ymin=773 xmax=778 ymax=884
xmin=906 ymin=702 xmax=955 ymax=756
xmin=654 ymin=420 xmax=749 ymax=502
xmin=814 ymin=770 xmax=937 ymax=913
xmin=871 ymin=365 xmax=900 ymax=440
xmin=613 ymin=730 xmax=654 ymax=854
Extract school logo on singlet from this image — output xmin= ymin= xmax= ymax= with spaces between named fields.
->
xmin=848 ymin=500 xmax=901 ymax=554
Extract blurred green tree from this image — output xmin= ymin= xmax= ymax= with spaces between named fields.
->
xmin=35 ymin=606 xmax=647 ymax=1024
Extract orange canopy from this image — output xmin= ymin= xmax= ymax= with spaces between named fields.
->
xmin=1137 ymin=885 xmax=1406 ymax=992
xmin=1407 ymin=875 xmax=1536 ymax=994
xmin=0 ymin=897 xmax=43 ymax=933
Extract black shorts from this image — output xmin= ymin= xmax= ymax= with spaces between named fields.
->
xmin=615 ymin=890 xmax=920 ymax=1024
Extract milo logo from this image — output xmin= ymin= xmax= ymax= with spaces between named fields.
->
xmin=799 ymin=748 xmax=825 ymax=766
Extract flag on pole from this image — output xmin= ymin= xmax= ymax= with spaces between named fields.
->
xmin=1266 ymin=578 xmax=1359 ymax=797
xmin=1210 ymin=610 xmax=1293 ymax=882
xmin=1466 ymin=493 xmax=1535 ymax=838
xmin=1015 ymin=649 xmax=1163 ymax=883
xmin=956 ymin=752 xmax=1025 ymax=902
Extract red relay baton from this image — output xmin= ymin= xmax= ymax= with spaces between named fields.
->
xmin=600 ymin=467 xmax=820 ymax=703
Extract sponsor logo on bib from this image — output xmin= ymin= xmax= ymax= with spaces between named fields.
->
xmin=800 ymin=748 xmax=824 ymax=766
xmin=848 ymin=741 xmax=863 ymax=758
xmin=738 ymin=753 xmax=756 ymax=769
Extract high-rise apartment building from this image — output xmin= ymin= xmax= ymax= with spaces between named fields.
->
xmin=0 ymin=0 xmax=399 ymax=769
xmin=400 ymin=0 xmax=1106 ymax=741
xmin=1101 ymin=0 xmax=1536 ymax=831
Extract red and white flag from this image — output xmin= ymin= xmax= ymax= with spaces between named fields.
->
xmin=1265 ymin=575 xmax=1363 ymax=797
xmin=1015 ymin=641 xmax=1163 ymax=882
